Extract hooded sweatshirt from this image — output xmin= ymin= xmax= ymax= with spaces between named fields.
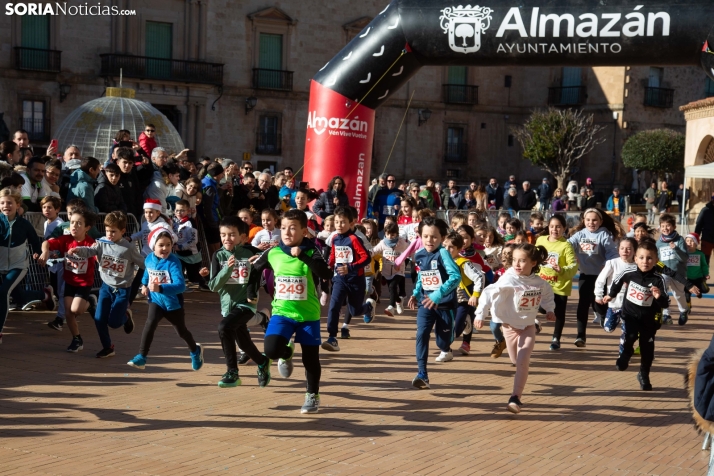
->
xmin=67 ymin=169 xmax=98 ymax=213
xmin=0 ymin=214 xmax=41 ymax=272
xmin=656 ymin=231 xmax=688 ymax=277
xmin=173 ymin=216 xmax=201 ymax=263
xmin=131 ymin=217 xmax=169 ymax=257
xmin=71 ymin=237 xmax=144 ymax=288
xmin=475 ymin=267 xmax=556 ymax=329
xmin=142 ymin=252 xmax=185 ymax=311
xmin=208 ymin=245 xmax=261 ymax=316
xmin=567 ymin=227 xmax=618 ymax=276
xmin=412 ymin=245 xmax=460 ymax=309
xmin=94 ymin=171 xmax=126 ymax=214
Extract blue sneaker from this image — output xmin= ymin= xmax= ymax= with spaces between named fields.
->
xmin=603 ymin=309 xmax=621 ymax=333
xmin=363 ymin=298 xmax=376 ymax=323
xmin=127 ymin=354 xmax=146 ymax=370
xmin=412 ymin=373 xmax=430 ymax=389
xmin=321 ymin=337 xmax=340 ymax=352
xmin=190 ymin=344 xmax=204 ymax=371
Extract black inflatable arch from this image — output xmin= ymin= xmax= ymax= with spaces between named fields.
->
xmin=303 ymin=0 xmax=714 ymax=216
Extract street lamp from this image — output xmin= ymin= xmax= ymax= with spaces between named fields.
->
xmin=245 ymin=95 xmax=258 ymax=115
xmin=59 ymin=83 xmax=71 ymax=103
xmin=611 ymin=111 xmax=619 ymax=188
xmin=418 ymin=108 xmax=432 ymax=127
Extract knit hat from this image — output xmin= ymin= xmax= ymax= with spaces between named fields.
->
xmin=687 ymin=232 xmax=700 ymax=246
xmin=148 ymin=223 xmax=178 ymax=250
xmin=144 ymin=198 xmax=162 ymax=211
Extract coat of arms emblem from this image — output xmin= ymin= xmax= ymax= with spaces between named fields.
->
xmin=439 ymin=5 xmax=493 ymax=54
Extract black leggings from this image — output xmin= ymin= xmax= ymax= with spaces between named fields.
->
xmin=621 ymin=315 xmax=657 ymax=375
xmin=139 ymin=303 xmax=197 ymax=357
xmin=264 ymin=335 xmax=321 ymax=394
xmin=219 ymin=307 xmax=266 ymax=370
xmin=181 ymin=260 xmax=206 ymax=286
xmin=129 ymin=270 xmax=144 ymax=306
xmin=576 ymin=274 xmax=606 ymax=341
xmin=386 ymin=275 xmax=406 ymax=307
xmin=552 ymin=294 xmax=568 ymax=341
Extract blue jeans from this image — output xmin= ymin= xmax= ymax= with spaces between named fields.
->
xmin=416 ymin=306 xmax=455 ymax=375
xmin=454 ymin=302 xmax=474 ymax=337
xmin=327 ymin=277 xmax=368 ymax=337
xmin=0 ymin=268 xmax=43 ymax=332
xmin=490 ymin=320 xmax=504 ymax=343
xmin=94 ymin=283 xmax=131 ymax=349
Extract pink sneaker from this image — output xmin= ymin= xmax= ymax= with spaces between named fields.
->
xmin=458 ymin=342 xmax=470 ymax=355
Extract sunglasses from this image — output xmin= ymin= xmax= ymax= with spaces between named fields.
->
xmin=387 ymin=179 xmax=395 ymax=183
xmin=242 ymin=167 xmax=253 ymax=171
xmin=145 ymin=129 xmax=155 ymax=132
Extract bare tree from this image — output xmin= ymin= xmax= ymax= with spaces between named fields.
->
xmin=512 ymin=108 xmax=606 ymax=191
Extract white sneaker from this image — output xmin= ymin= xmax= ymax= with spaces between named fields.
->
xmin=385 ymin=305 xmax=395 ymax=317
xmin=396 ymin=302 xmax=403 ymax=314
xmin=320 ymin=292 xmax=329 ymax=306
xmin=435 ymin=351 xmax=453 ymax=362
xmin=592 ymin=315 xmax=601 ymax=325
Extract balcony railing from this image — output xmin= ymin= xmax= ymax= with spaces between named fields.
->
xmin=547 ymin=86 xmax=587 ymax=106
xmin=445 ymin=142 xmax=468 ymax=162
xmin=442 ymin=84 xmax=479 ymax=105
xmin=256 ymin=132 xmax=282 ymax=155
xmin=14 ymin=47 xmax=61 ymax=73
xmin=252 ymin=68 xmax=294 ymax=91
xmin=19 ymin=117 xmax=51 ymax=142
xmin=644 ymin=87 xmax=674 ymax=108
xmin=99 ymin=54 xmax=223 ymax=86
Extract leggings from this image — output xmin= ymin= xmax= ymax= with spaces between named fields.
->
xmin=139 ymin=303 xmax=197 ymax=357
xmin=686 ymin=277 xmax=705 ymax=305
xmin=129 ymin=269 xmax=144 ymax=306
xmin=181 ymin=260 xmax=206 ymax=286
xmin=385 ymin=275 xmax=406 ymax=307
xmin=620 ymin=315 xmax=657 ymax=376
xmin=264 ymin=335 xmax=321 ymax=394
xmin=576 ymin=274 xmax=606 ymax=341
xmin=503 ymin=324 xmax=537 ymax=398
xmin=551 ymin=294 xmax=569 ymax=341
xmin=0 ymin=268 xmax=38 ymax=332
xmin=219 ymin=307 xmax=266 ymax=369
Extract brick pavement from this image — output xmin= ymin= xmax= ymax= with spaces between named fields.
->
xmin=0 ymin=286 xmax=712 ymax=475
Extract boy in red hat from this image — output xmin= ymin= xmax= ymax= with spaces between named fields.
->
xmin=686 ymin=232 xmax=710 ymax=310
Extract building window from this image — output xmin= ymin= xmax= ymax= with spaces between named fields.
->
xmin=145 ymin=21 xmax=173 ymax=79
xmin=644 ymin=67 xmax=673 ymax=108
xmin=445 ymin=126 xmax=467 ymax=162
xmin=153 ymin=104 xmax=182 ymax=136
xmin=559 ymin=67 xmax=582 ymax=105
xmin=648 ymin=67 xmax=663 ymax=88
xmin=256 ymin=115 xmax=281 ymax=155
xmin=20 ymin=15 xmax=51 ymax=70
xmin=508 ymin=134 xmax=514 ymax=147
xmin=256 ymin=161 xmax=277 ymax=174
xmin=22 ymin=100 xmax=47 ymax=141
xmin=253 ymin=33 xmax=290 ymax=90
xmin=445 ymin=169 xmax=460 ymax=178
xmin=706 ymin=77 xmax=714 ymax=98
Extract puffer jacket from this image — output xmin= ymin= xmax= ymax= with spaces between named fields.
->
xmin=0 ymin=214 xmax=41 ymax=272
xmin=66 ymin=169 xmax=98 ymax=213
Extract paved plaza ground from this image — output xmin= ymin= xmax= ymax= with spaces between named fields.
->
xmin=1 ymin=286 xmax=713 ymax=475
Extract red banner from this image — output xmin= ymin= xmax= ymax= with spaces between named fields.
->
xmin=303 ymin=80 xmax=375 ymax=220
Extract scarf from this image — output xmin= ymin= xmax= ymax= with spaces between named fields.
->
xmin=278 ymin=236 xmax=316 ymax=256
xmin=384 ymin=236 xmax=398 ymax=247
xmin=659 ymin=230 xmax=680 ymax=243
xmin=504 ymin=233 xmax=515 ymax=242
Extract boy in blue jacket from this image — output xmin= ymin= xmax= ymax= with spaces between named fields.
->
xmin=407 ymin=217 xmax=461 ymax=389
xmin=127 ymin=223 xmax=204 ymax=371
xmin=656 ymin=214 xmax=689 ymax=325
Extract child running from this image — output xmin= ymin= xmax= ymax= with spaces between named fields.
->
xmin=252 ymin=209 xmax=281 ymax=250
xmin=605 ymin=239 xmax=669 ymax=391
xmin=407 ymin=217 xmax=461 ymax=389
xmin=67 ymin=211 xmax=145 ymax=358
xmin=536 ymin=215 xmax=578 ymax=350
xmin=130 ymin=199 xmax=170 ymax=308
xmin=127 ymin=223 xmax=204 ymax=371
xmin=475 ymin=244 xmax=556 ymax=413
xmin=42 ymin=196 xmax=65 ymax=330
xmin=372 ymin=222 xmax=408 ymax=316
xmin=252 ymin=209 xmax=333 ymax=413
xmin=173 ymin=199 xmax=209 ymax=291
xmin=685 ymin=233 xmax=709 ymax=311
xmin=656 ymin=214 xmax=689 ymax=325
xmin=595 ymin=238 xmax=637 ymax=335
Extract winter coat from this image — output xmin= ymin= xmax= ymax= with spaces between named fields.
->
xmin=94 ymin=171 xmax=126 ymax=213
xmin=66 ymin=169 xmax=98 ymax=213
xmin=138 ymin=132 xmax=157 ymax=158
xmin=313 ymin=189 xmax=350 ymax=219
xmin=696 ymin=202 xmax=714 ymax=243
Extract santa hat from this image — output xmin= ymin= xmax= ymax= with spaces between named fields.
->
xmin=144 ymin=199 xmax=162 ymax=211
xmin=687 ymin=232 xmax=700 ymax=247
xmin=148 ymin=223 xmax=178 ymax=250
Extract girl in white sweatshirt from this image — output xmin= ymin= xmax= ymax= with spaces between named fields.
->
xmin=594 ymin=237 xmax=637 ymax=334
xmin=475 ymin=243 xmax=555 ymax=414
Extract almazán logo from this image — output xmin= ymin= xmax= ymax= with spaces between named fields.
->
xmin=306 ymin=111 xmax=368 ymax=138
xmin=440 ymin=5 xmax=494 ymax=54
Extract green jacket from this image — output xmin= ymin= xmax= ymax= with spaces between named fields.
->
xmin=686 ymin=249 xmax=710 ymax=281
xmin=208 ymin=245 xmax=261 ymax=316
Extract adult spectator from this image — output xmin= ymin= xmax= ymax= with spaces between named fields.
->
xmin=551 ymin=188 xmax=568 ymax=212
xmin=239 ymin=161 xmax=254 ymax=180
xmin=279 ymin=166 xmax=298 ymax=208
xmin=143 ymin=147 xmax=170 ymax=211
xmin=469 ymin=182 xmax=478 ymax=194
xmin=486 ymin=177 xmax=504 ymax=209
xmin=94 ymin=162 xmax=126 ymax=213
xmin=440 ymin=180 xmax=456 ymax=208
xmin=418 ymin=179 xmax=438 ymax=209
xmin=0 ymin=141 xmax=21 ymax=165
xmin=114 ymin=147 xmax=144 ymax=219
xmin=408 ymin=183 xmax=428 ymax=210
xmin=138 ymin=123 xmax=157 ymax=157
xmin=201 ymin=162 xmax=226 ymax=254
xmin=566 ymin=179 xmax=580 ymax=210
xmin=19 ymin=148 xmax=33 ymax=166
xmin=12 ymin=129 xmax=30 ymax=149
xmin=174 ymin=177 xmax=202 ymax=219
xmin=43 ymin=158 xmax=62 ymax=198
xmin=20 ymin=157 xmax=48 ymax=212
xmin=67 ymin=157 xmax=101 ymax=213
xmin=537 ymin=178 xmax=552 ymax=211
xmin=473 ymin=184 xmax=488 ymax=211
xmin=283 ymin=166 xmax=294 ymax=182
xmin=369 ymin=173 xmax=387 ymax=205
xmin=503 ymin=174 xmax=518 ymax=199
xmin=584 ymin=177 xmax=594 ymax=191
xmin=374 ymin=174 xmax=404 ymax=226
xmin=175 ymin=149 xmax=195 ymax=181
xmin=447 ymin=184 xmax=463 ymax=209
xmin=517 ymin=181 xmax=537 ymax=211
xmin=460 ymin=189 xmax=476 ymax=210
xmin=606 ymin=187 xmax=625 ymax=218
xmin=504 ymin=188 xmax=518 ymax=213
xmin=656 ymin=181 xmax=673 ymax=214
xmin=256 ymin=172 xmax=279 ymax=210
xmin=313 ymin=175 xmax=349 ymax=219
xmin=584 ymin=188 xmax=598 ymax=209
xmin=695 ymin=193 xmax=714 ymax=264
xmin=677 ymin=183 xmax=689 ymax=213
xmin=434 ymin=182 xmax=445 ymax=208
xmin=231 ymin=172 xmax=256 ymax=212
xmin=643 ymin=181 xmax=657 ymax=225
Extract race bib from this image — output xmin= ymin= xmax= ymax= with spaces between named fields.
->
xmin=420 ymin=270 xmax=443 ymax=291
xmin=515 ymin=289 xmax=542 ymax=312
xmin=100 ymin=255 xmax=128 ymax=278
xmin=398 ymin=224 xmax=408 ymax=240
xmin=334 ymin=246 xmax=353 ymax=264
xmin=275 ymin=276 xmax=307 ymax=301
xmin=364 ymin=261 xmax=373 ymax=274
xmin=384 ymin=249 xmax=400 ymax=261
xmin=579 ymin=239 xmax=598 ymax=254
xmin=261 ymin=238 xmax=280 ymax=248
xmin=222 ymin=259 xmax=250 ymax=284
xmin=485 ymin=254 xmax=501 ymax=269
xmin=659 ymin=247 xmax=676 ymax=262
xmin=688 ymin=255 xmax=701 ymax=267
xmin=65 ymin=254 xmax=88 ymax=275
xmin=382 ymin=205 xmax=396 ymax=216
xmin=63 ymin=228 xmax=71 ymax=235
xmin=626 ymin=281 xmax=653 ymax=307
xmin=407 ymin=227 xmax=417 ymax=243
xmin=148 ymin=269 xmax=171 ymax=285
xmin=544 ymin=251 xmax=560 ymax=269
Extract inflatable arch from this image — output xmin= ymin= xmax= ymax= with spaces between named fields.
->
xmin=302 ymin=0 xmax=714 ymax=217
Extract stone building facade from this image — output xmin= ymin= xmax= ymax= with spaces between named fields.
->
xmin=1 ymin=0 xmax=713 ymax=192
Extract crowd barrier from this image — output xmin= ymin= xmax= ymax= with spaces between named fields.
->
xmin=433 ymin=208 xmax=583 ymax=231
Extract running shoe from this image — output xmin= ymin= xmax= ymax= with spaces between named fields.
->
xmin=678 ymin=312 xmax=688 ymax=326
xmin=301 ymin=393 xmax=320 ymax=414
xmin=21 ymin=299 xmax=42 ymax=311
xmin=237 ymin=351 xmax=251 ymax=365
xmin=634 ymin=346 xmax=640 ymax=355
xmin=124 ymin=309 xmax=134 ymax=334
xmin=256 ymin=354 xmax=272 ymax=387
xmin=47 ymin=316 xmax=64 ymax=332
xmin=458 ymin=342 xmax=471 ymax=355
xmin=396 ymin=301 xmax=403 ymax=315
xmin=320 ymin=292 xmax=329 ymax=306
xmin=218 ymin=369 xmax=241 ymax=388
xmin=87 ymin=294 xmax=98 ymax=318
xmin=592 ymin=315 xmax=601 ymax=325
xmin=663 ymin=315 xmax=674 ymax=325
xmin=321 ymin=337 xmax=340 ymax=352
xmin=637 ymin=371 xmax=652 ymax=391
xmin=340 ymin=327 xmax=351 ymax=339
xmin=363 ymin=298 xmax=376 ymax=323
xmin=127 ymin=354 xmax=146 ymax=370
xmin=190 ymin=344 xmax=204 ymax=371
xmin=412 ymin=373 xmax=430 ymax=389
xmin=278 ymin=341 xmax=295 ymax=378
xmin=549 ymin=338 xmax=561 ymax=351
xmin=435 ymin=351 xmax=453 ymax=362
xmin=44 ymin=285 xmax=57 ymax=311
xmin=463 ymin=317 xmax=473 ymax=336
xmin=67 ymin=335 xmax=83 ymax=353
xmin=507 ymin=395 xmax=522 ymax=414
xmin=96 ymin=345 xmax=115 ymax=359
xmin=490 ymin=340 xmax=506 ymax=358
xmin=574 ymin=338 xmax=586 ymax=348
xmin=534 ymin=319 xmax=542 ymax=334
xmin=616 ymin=354 xmax=629 ymax=371
xmin=384 ymin=305 xmax=396 ymax=317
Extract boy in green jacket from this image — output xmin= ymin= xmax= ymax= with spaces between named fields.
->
xmin=685 ymin=232 xmax=710 ymax=309
xmin=200 ymin=216 xmax=271 ymax=388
